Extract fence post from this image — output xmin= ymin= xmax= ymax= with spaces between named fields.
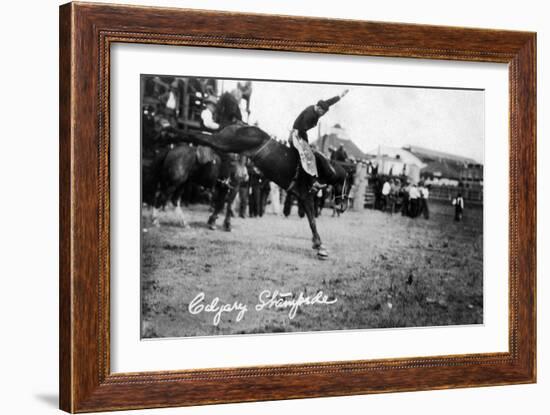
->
xmin=352 ymin=163 xmax=367 ymax=211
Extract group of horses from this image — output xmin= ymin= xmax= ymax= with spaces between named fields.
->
xmin=145 ymin=123 xmax=353 ymax=259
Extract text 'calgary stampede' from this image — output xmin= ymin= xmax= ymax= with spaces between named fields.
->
xmin=188 ymin=290 xmax=338 ymax=326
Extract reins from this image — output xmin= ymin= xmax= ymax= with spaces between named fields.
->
xmin=332 ymin=175 xmax=350 ymax=213
xmin=250 ymin=138 xmax=274 ymax=161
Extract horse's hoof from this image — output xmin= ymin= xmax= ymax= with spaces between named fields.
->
xmin=208 ymin=224 xmax=217 ymax=231
xmin=223 ymin=224 xmax=232 ymax=232
xmin=317 ymin=246 xmax=329 ymax=258
xmin=317 ymin=249 xmax=329 ymax=260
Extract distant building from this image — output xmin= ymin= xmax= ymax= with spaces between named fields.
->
xmin=365 ymin=145 xmax=426 ymax=183
xmin=312 ymin=124 xmax=366 ymax=160
xmin=403 ymin=145 xmax=483 ymax=186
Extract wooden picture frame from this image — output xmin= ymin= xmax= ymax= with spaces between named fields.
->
xmin=59 ymin=2 xmax=536 ymax=412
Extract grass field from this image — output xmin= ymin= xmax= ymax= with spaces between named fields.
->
xmin=141 ymin=201 xmax=483 ymax=338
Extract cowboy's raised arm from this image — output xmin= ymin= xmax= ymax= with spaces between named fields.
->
xmin=322 ymin=89 xmax=350 ymax=108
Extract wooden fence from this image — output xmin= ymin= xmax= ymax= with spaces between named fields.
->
xmin=427 ymin=185 xmax=483 ymax=204
xmin=362 ymin=184 xmax=483 ymax=208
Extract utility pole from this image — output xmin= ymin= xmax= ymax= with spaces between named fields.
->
xmin=317 ymin=120 xmax=323 ymax=152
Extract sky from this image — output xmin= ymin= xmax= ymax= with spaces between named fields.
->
xmin=221 ymin=79 xmax=484 ymax=163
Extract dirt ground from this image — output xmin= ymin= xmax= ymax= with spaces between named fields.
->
xmin=141 ymin=201 xmax=483 ymax=338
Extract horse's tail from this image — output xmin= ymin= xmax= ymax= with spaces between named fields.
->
xmin=142 ymin=146 xmax=171 ymax=206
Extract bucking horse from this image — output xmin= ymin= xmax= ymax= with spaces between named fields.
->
xmin=146 ymin=142 xmax=248 ymax=231
xmin=169 ymin=124 xmax=350 ymax=259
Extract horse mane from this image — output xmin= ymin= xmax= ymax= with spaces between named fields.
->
xmin=235 ymin=125 xmax=272 ymax=140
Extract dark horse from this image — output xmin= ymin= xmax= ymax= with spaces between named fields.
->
xmin=330 ymin=161 xmax=356 ymax=217
xmin=170 ymin=124 xmax=349 ymax=259
xmin=148 ymin=143 xmax=247 ymax=231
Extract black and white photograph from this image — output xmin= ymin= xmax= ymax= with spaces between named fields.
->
xmin=2 ymin=0 xmax=545 ymax=413
xmin=140 ymin=75 xmax=484 ymax=339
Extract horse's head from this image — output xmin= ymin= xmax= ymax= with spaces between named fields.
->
xmin=331 ymin=164 xmax=355 ymax=214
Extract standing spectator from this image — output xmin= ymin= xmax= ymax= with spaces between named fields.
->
xmin=237 ymin=166 xmax=250 ymax=218
xmin=400 ymin=182 xmax=410 ymax=216
xmin=237 ymin=80 xmax=253 ymax=119
xmin=248 ymin=166 xmax=268 ymax=217
xmin=453 ymin=193 xmax=465 ymax=221
xmin=248 ymin=166 xmax=260 ymax=217
xmin=389 ymin=179 xmax=400 ymax=214
xmin=328 ymin=146 xmax=336 ymax=161
xmin=331 ymin=144 xmax=348 ymax=162
xmin=159 ymin=79 xmax=179 ymax=118
xmin=314 ymin=187 xmax=326 ymax=217
xmin=381 ymin=179 xmax=391 ymax=212
xmin=259 ymin=179 xmax=271 ymax=217
xmin=268 ymin=182 xmax=281 ymax=215
xmin=200 ymin=96 xmax=220 ymax=130
xmin=204 ymin=78 xmax=218 ymax=96
xmin=216 ymin=89 xmax=243 ymax=128
xmin=371 ymin=162 xmax=379 ymax=177
xmin=419 ymin=183 xmax=430 ymax=219
xmin=408 ymin=184 xmax=421 ymax=217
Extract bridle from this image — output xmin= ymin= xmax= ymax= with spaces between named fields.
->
xmin=331 ymin=174 xmax=351 ymax=213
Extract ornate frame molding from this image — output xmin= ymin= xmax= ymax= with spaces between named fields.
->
xmin=60 ymin=2 xmax=536 ymax=412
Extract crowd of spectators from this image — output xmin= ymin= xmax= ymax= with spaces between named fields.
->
xmin=379 ymin=178 xmax=430 ymax=219
xmin=378 ymin=176 xmax=466 ymax=222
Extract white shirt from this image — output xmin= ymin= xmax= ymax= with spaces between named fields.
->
xmin=382 ymin=182 xmax=391 ymax=196
xmin=201 ymin=109 xmax=219 ymax=129
xmin=409 ymin=186 xmax=420 ymax=199
xmin=452 ymin=197 xmax=464 ymax=208
xmin=420 ymin=187 xmax=429 ymax=199
xmin=166 ymin=91 xmax=177 ymax=110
